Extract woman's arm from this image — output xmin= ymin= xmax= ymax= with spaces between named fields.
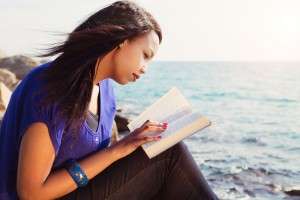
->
xmin=17 ymin=122 xmax=120 ymax=200
xmin=17 ymin=120 xmax=166 ymax=200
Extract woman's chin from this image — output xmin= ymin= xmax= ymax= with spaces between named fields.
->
xmin=114 ymin=77 xmax=131 ymax=85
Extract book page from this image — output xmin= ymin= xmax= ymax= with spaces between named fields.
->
xmin=141 ymin=111 xmax=212 ymax=158
xmin=160 ymin=105 xmax=192 ymax=124
xmin=126 ymin=86 xmax=212 ymax=159
xmin=127 ymin=87 xmax=191 ymax=132
xmin=141 ymin=111 xmax=210 ymax=149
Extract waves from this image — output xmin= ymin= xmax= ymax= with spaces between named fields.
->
xmin=113 ymin=61 xmax=300 ymax=199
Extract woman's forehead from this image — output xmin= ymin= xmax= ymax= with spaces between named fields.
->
xmin=139 ymin=31 xmax=159 ymax=53
xmin=133 ymin=31 xmax=159 ymax=46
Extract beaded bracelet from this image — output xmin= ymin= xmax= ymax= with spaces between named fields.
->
xmin=64 ymin=159 xmax=89 ymax=187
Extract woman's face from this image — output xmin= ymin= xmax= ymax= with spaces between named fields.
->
xmin=110 ymin=30 xmax=160 ymax=85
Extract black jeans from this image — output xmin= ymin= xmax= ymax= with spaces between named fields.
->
xmin=58 ymin=141 xmax=219 ymax=200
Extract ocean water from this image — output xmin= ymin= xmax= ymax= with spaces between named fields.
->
xmin=112 ymin=61 xmax=300 ymax=200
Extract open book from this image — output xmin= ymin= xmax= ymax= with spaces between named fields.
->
xmin=127 ymin=87 xmax=212 ymax=159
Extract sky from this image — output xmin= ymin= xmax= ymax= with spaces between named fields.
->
xmin=0 ymin=0 xmax=299 ymax=61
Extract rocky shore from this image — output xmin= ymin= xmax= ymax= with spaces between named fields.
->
xmin=0 ymin=52 xmax=131 ymax=145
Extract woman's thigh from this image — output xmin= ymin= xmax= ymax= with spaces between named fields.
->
xmin=59 ymin=141 xmax=218 ymax=200
xmin=58 ymin=142 xmax=173 ymax=200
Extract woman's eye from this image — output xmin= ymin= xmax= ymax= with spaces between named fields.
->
xmin=144 ymin=53 xmax=148 ymax=59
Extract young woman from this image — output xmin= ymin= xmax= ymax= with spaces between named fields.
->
xmin=0 ymin=1 xmax=219 ymax=199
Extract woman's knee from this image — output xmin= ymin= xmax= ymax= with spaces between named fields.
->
xmin=150 ymin=141 xmax=191 ymax=171
xmin=170 ymin=141 xmax=190 ymax=157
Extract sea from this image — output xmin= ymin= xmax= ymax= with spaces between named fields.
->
xmin=112 ymin=61 xmax=300 ymax=200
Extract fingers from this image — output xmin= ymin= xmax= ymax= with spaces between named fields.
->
xmin=141 ymin=119 xmax=150 ymax=127
xmin=132 ymin=119 xmax=168 ymax=136
xmin=130 ymin=120 xmax=168 ymax=148
xmin=141 ymin=119 xmax=168 ymax=129
xmin=141 ymin=124 xmax=168 ymax=135
xmin=135 ymin=135 xmax=162 ymax=147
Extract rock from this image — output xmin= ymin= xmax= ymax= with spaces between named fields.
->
xmin=0 ymin=69 xmax=19 ymax=90
xmin=243 ymin=189 xmax=256 ymax=197
xmin=0 ymin=82 xmax=12 ymax=112
xmin=0 ymin=55 xmax=39 ymax=79
xmin=0 ymin=49 xmax=6 ymax=59
xmin=114 ymin=113 xmax=130 ymax=133
xmin=284 ymin=190 xmax=300 ymax=196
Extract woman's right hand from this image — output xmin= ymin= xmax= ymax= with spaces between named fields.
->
xmin=108 ymin=120 xmax=168 ymax=159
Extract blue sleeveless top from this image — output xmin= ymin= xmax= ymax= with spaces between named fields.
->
xmin=0 ymin=61 xmax=117 ymax=199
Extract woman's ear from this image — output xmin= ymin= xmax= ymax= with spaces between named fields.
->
xmin=118 ymin=43 xmax=124 ymax=49
xmin=118 ymin=39 xmax=129 ymax=49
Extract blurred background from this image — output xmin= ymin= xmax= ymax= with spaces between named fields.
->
xmin=0 ymin=0 xmax=299 ymax=199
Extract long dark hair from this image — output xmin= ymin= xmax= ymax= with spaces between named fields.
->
xmin=37 ymin=0 xmax=162 ymax=131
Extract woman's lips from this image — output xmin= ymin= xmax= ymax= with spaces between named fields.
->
xmin=132 ymin=73 xmax=140 ymax=81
